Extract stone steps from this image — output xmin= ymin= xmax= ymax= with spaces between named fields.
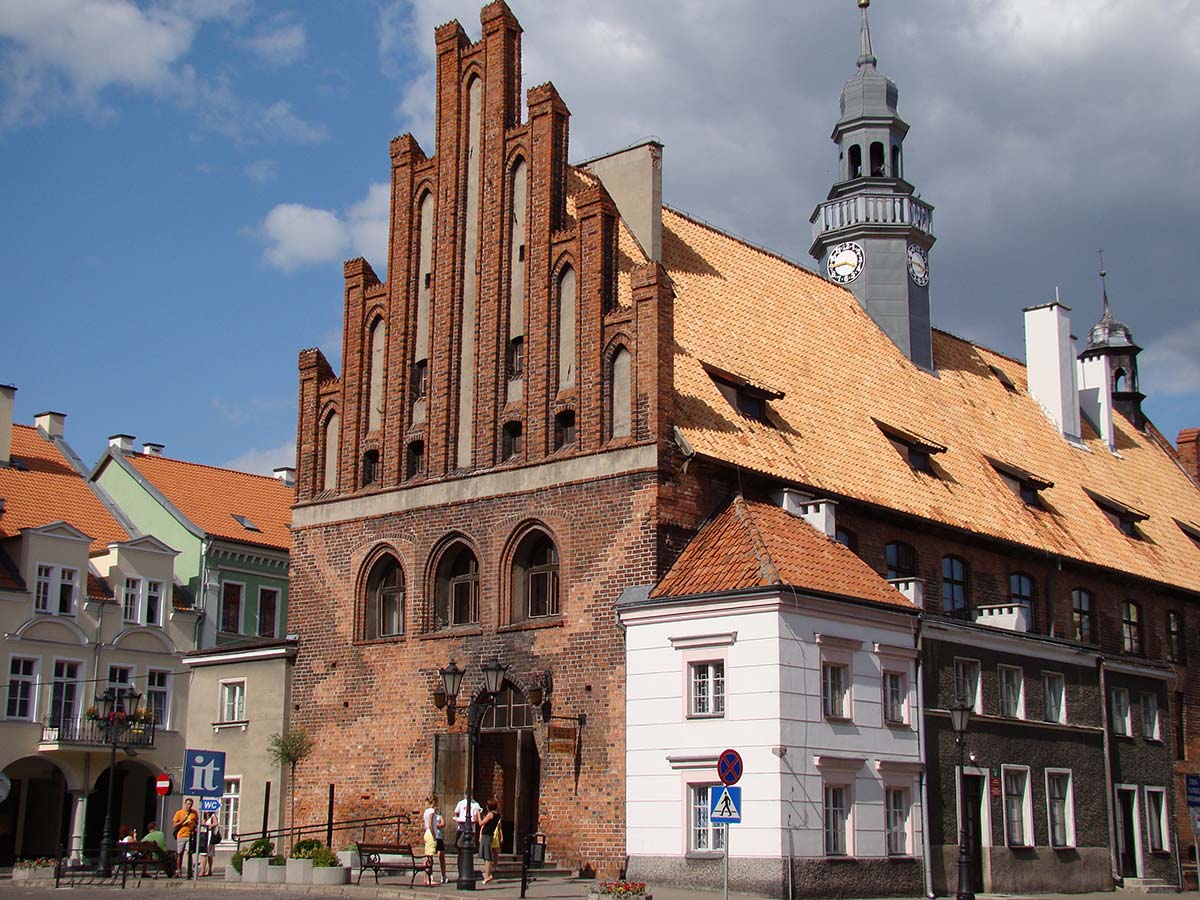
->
xmin=1121 ymin=877 xmax=1177 ymax=893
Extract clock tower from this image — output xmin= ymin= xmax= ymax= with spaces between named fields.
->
xmin=810 ymin=0 xmax=935 ymax=369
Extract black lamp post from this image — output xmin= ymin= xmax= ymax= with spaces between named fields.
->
xmin=435 ymin=657 xmax=506 ymax=891
xmin=96 ymin=686 xmax=142 ymax=877
xmin=949 ymin=702 xmax=975 ymax=900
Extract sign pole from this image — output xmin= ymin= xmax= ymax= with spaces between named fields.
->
xmin=723 ymin=822 xmax=729 ymax=900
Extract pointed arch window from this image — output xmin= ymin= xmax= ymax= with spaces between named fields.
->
xmin=435 ymin=543 xmax=479 ymax=629
xmin=481 ymin=682 xmax=533 ymax=730
xmin=609 ymin=345 xmax=632 ymax=440
xmin=511 ymin=531 xmax=560 ymax=622
xmin=361 ymin=450 xmax=379 ymax=487
xmin=557 ymin=265 xmax=577 ymax=390
xmin=367 ymin=318 xmax=386 ymax=432
xmin=322 ymin=412 xmax=340 ymax=493
xmin=363 ymin=554 xmax=404 ymax=639
xmin=406 ymin=440 xmax=425 ymax=480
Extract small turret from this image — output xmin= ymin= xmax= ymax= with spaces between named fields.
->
xmin=1077 ymin=257 xmax=1146 ymax=442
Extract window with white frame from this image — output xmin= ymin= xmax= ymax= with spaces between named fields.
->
xmin=1140 ymin=692 xmax=1160 ymax=740
xmin=123 ymin=577 xmax=141 ymax=622
xmin=107 ymin=666 xmax=132 ymax=709
xmin=1145 ymin=787 xmax=1169 ymax=852
xmin=1046 ymin=770 xmax=1075 ymax=848
xmin=146 ymin=580 xmax=163 ymax=626
xmin=689 ymin=661 xmax=725 ymax=717
xmin=220 ymin=778 xmax=241 ymax=842
xmin=1002 ymin=767 xmax=1031 ymax=847
xmin=883 ymin=671 xmax=906 ymax=724
xmin=146 ymin=669 xmax=169 ymax=726
xmin=35 ymin=564 xmax=78 ymax=615
xmin=954 ymin=658 xmax=980 ymax=711
xmin=221 ymin=681 xmax=246 ymax=722
xmin=123 ymin=577 xmax=164 ymax=625
xmin=50 ymin=660 xmax=80 ymax=727
xmin=1111 ymin=688 xmax=1131 ymax=736
xmin=823 ymin=783 xmax=850 ymax=856
xmin=221 ymin=582 xmax=243 ymax=633
xmin=1042 ymin=672 xmax=1065 ymax=724
xmin=822 ymin=663 xmax=849 ymax=719
xmin=6 ymin=657 xmax=37 ymax=719
xmin=689 ymin=784 xmax=725 ymax=852
xmin=885 ymin=787 xmax=909 ymax=855
xmin=999 ymin=666 xmax=1024 ymax=718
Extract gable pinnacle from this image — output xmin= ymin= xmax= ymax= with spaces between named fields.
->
xmin=857 ymin=0 xmax=877 ymax=68
xmin=1098 ymin=249 xmax=1113 ymax=321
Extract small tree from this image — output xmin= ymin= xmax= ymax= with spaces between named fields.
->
xmin=267 ymin=728 xmax=315 ymax=851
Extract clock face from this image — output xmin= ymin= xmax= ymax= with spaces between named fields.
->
xmin=827 ymin=241 xmax=865 ymax=284
xmin=906 ymin=244 xmax=930 ymax=286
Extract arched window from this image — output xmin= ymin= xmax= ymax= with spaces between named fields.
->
xmin=502 ymin=421 xmax=523 ymax=461
xmin=554 ymin=410 xmax=576 ymax=450
xmin=511 ymin=531 xmax=559 ymax=622
xmin=363 ymin=554 xmax=404 ymax=639
xmin=406 ymin=440 xmax=424 ymax=480
xmin=1113 ymin=368 xmax=1128 ymax=393
xmin=1072 ymin=589 xmax=1093 ymax=643
xmin=942 ymin=556 xmax=968 ymax=616
xmin=1010 ymin=572 xmax=1034 ymax=605
xmin=609 ymin=346 xmax=632 ymax=440
xmin=885 ymin=541 xmax=916 ymax=579
xmin=849 ymin=144 xmax=863 ymax=179
xmin=435 ymin=543 xmax=479 ymax=629
xmin=367 ymin=318 xmax=386 ymax=432
xmin=869 ymin=141 xmax=885 ymax=177
xmin=891 ymin=144 xmax=901 ymax=178
xmin=361 ymin=449 xmax=379 ymax=487
xmin=557 ymin=265 xmax=577 ymax=390
xmin=322 ymin=412 xmax=339 ymax=492
xmin=1121 ymin=600 xmax=1142 ymax=655
xmin=481 ymin=681 xmax=533 ymax=730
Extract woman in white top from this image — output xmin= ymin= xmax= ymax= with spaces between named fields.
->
xmin=422 ymin=795 xmax=447 ymax=885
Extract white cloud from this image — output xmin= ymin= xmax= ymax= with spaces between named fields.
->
xmin=221 ymin=439 xmax=296 ymax=476
xmin=243 ymin=158 xmax=276 ymax=183
xmin=258 ymin=181 xmax=389 ymax=273
xmin=1142 ymin=320 xmax=1200 ymax=398
xmin=240 ymin=15 xmax=306 ymax=67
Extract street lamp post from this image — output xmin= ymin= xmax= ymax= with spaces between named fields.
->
xmin=96 ymin=686 xmax=142 ymax=878
xmin=434 ymin=657 xmax=506 ymax=892
xmin=949 ymin=702 xmax=975 ymax=900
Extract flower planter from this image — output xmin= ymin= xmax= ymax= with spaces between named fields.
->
xmin=13 ymin=867 xmax=57 ymax=882
xmin=312 ymin=865 xmax=350 ymax=885
xmin=286 ymin=858 xmax=313 ymax=884
xmin=242 ymin=858 xmax=271 ymax=883
xmin=267 ymin=864 xmax=286 ymax=883
xmin=224 ymin=865 xmax=241 ymax=882
xmin=337 ymin=849 xmax=360 ymax=870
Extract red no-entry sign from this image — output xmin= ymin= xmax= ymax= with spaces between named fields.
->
xmin=155 ymin=774 xmax=172 ymax=796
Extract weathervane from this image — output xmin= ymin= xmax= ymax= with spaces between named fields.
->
xmin=1097 ymin=249 xmax=1112 ymax=319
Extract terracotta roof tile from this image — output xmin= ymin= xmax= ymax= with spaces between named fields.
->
xmin=663 ymin=207 xmax=1200 ymax=595
xmin=126 ymin=453 xmax=293 ymax=552
xmin=653 ymin=495 xmax=912 ymax=609
xmin=0 ymin=425 xmax=129 ymax=553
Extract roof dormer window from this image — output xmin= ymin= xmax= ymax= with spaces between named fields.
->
xmin=231 ymin=514 xmax=260 ymax=533
xmin=1175 ymin=518 xmax=1200 ymax=550
xmin=1084 ymin=488 xmax=1147 ymax=539
xmin=703 ymin=363 xmax=783 ymax=426
xmin=988 ymin=364 xmax=1017 ymax=392
xmin=987 ymin=456 xmax=1053 ymax=508
xmin=873 ymin=419 xmax=945 ymax=474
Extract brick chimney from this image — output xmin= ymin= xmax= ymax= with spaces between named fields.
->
xmin=1178 ymin=429 xmax=1199 ymax=484
xmin=0 ymin=384 xmax=14 ymax=466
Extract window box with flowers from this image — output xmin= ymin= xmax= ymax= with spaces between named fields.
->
xmin=587 ymin=881 xmax=651 ymax=900
xmin=13 ymin=858 xmax=58 ymax=881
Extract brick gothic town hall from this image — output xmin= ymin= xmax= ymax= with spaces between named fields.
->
xmin=286 ymin=3 xmax=1200 ymax=896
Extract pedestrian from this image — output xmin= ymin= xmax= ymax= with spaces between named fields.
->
xmin=423 ymin=794 xmax=447 ymax=885
xmin=452 ymin=794 xmax=482 ymax=850
xmin=477 ymin=799 xmax=501 ymax=884
xmin=118 ymin=824 xmax=137 ymax=843
xmin=198 ymin=808 xmax=220 ymax=876
xmin=171 ymin=798 xmax=199 ymax=878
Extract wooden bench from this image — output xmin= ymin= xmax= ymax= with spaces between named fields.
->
xmin=355 ymin=842 xmax=432 ymax=887
xmin=117 ymin=841 xmax=176 ymax=884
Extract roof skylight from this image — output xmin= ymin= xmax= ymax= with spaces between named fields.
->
xmin=232 ymin=514 xmax=261 ymax=532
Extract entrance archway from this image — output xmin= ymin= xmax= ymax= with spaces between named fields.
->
xmin=477 ymin=682 xmax=540 ymax=855
xmin=1 ymin=757 xmax=73 ymax=864
xmin=84 ymin=760 xmax=158 ymax=852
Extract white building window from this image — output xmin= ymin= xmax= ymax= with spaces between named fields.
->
xmin=999 ymin=666 xmax=1024 ymax=718
xmin=1046 ymin=770 xmax=1075 ymax=848
xmin=886 ymin=787 xmax=909 ymax=856
xmin=689 ymin=784 xmax=724 ymax=853
xmin=6 ymin=657 xmax=37 ymax=720
xmin=146 ymin=581 xmax=163 ymax=626
xmin=123 ymin=577 xmax=141 ymax=622
xmin=1042 ymin=672 xmax=1065 ymax=723
xmin=823 ymin=784 xmax=850 ymax=856
xmin=1002 ymin=767 xmax=1032 ymax=847
xmin=1111 ymin=688 xmax=1131 ymax=736
xmin=146 ymin=669 xmax=170 ymax=727
xmin=954 ymin=658 xmax=980 ymax=711
xmin=883 ymin=671 xmax=906 ymax=724
xmin=221 ymin=681 xmax=246 ymax=722
xmin=1140 ymin=692 xmax=1160 ymax=740
xmin=689 ymin=662 xmax=725 ymax=717
xmin=220 ymin=778 xmax=241 ymax=842
xmin=822 ymin=663 xmax=849 ymax=719
xmin=35 ymin=564 xmax=77 ymax=615
xmin=50 ymin=660 xmax=80 ymax=727
xmin=107 ymin=666 xmax=132 ymax=709
xmin=1145 ymin=787 xmax=1169 ymax=853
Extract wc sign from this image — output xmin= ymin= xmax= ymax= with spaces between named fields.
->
xmin=183 ymin=749 xmax=226 ymax=797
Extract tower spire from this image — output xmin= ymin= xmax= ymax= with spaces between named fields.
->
xmin=857 ymin=0 xmax=877 ymax=68
xmin=1098 ymin=249 xmax=1112 ymax=320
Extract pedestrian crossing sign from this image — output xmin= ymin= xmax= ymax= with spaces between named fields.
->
xmin=709 ymin=785 xmax=742 ymax=824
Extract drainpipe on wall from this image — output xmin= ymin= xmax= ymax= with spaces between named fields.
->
xmin=1098 ymin=659 xmax=1120 ymax=885
xmin=195 ymin=539 xmax=211 ymax=649
xmin=915 ymin=613 xmax=934 ymax=898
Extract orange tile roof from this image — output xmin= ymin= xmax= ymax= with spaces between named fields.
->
xmin=0 ymin=425 xmax=129 ymax=553
xmin=652 ymin=495 xmax=912 ymax=609
xmin=126 ymin=453 xmax=293 ymax=552
xmin=663 ymin=207 xmax=1200 ymax=596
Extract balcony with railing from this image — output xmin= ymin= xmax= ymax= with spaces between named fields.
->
xmin=39 ymin=715 xmax=158 ymax=749
xmin=811 ymin=192 xmax=933 ymax=244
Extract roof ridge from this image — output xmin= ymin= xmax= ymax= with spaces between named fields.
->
xmin=130 ymin=452 xmax=292 ymax=486
xmin=663 ymin=205 xmax=829 ymax=284
xmin=731 ymin=494 xmax=783 ymax=586
xmin=932 ymin=326 xmax=1026 ymax=368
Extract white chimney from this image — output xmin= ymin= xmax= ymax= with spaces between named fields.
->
xmin=273 ymin=466 xmax=296 ymax=488
xmin=0 ymin=384 xmax=15 ymax=466
xmin=1023 ymin=301 xmax=1082 ymax=442
xmin=889 ymin=577 xmax=925 ymax=609
xmin=108 ymin=434 xmax=135 ymax=453
xmin=580 ymin=140 xmax=663 ymax=262
xmin=771 ymin=488 xmax=837 ymax=537
xmin=1077 ymin=353 xmax=1115 ymax=451
xmin=142 ymin=442 xmax=165 ymax=456
xmin=34 ymin=411 xmax=65 ymax=439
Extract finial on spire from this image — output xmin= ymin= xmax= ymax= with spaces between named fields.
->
xmin=1097 ymin=249 xmax=1112 ymax=320
xmin=857 ymin=0 xmax=877 ymax=68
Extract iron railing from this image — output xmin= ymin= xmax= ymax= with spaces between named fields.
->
xmin=39 ymin=716 xmax=157 ymax=748
xmin=234 ymin=812 xmax=414 ymax=854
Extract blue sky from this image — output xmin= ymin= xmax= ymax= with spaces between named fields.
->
xmin=2 ymin=1 xmax=1197 ymax=474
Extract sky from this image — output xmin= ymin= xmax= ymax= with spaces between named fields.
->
xmin=1 ymin=0 xmax=1197 ymax=475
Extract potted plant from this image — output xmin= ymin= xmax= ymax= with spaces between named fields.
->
xmin=286 ymin=838 xmax=323 ymax=884
xmin=310 ymin=846 xmax=349 ymax=885
xmin=239 ymin=838 xmax=276 ymax=883
xmin=587 ymin=880 xmax=651 ymax=900
xmin=12 ymin=858 xmax=58 ymax=881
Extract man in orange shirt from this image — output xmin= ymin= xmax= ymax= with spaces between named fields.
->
xmin=171 ymin=798 xmax=199 ymax=878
